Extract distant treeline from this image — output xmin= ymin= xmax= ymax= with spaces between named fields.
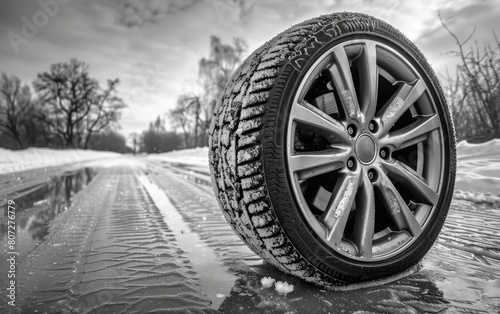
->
xmin=0 ymin=59 xmax=129 ymax=153
xmin=2 ymin=27 xmax=498 ymax=156
xmin=0 ymin=36 xmax=247 ymax=155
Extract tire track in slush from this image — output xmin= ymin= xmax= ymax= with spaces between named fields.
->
xmin=13 ymin=165 xmax=216 ymax=314
xmin=137 ymin=172 xmax=238 ymax=309
xmin=146 ymin=164 xmax=262 ymax=266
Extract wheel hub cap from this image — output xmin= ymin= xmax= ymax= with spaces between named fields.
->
xmin=356 ymin=134 xmax=376 ymax=164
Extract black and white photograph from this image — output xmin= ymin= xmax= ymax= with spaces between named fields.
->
xmin=1 ymin=0 xmax=499 ymax=313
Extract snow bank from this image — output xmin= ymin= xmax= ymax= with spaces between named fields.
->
xmin=455 ymin=139 xmax=500 ymax=204
xmin=0 ymin=147 xmax=120 ymax=174
xmin=147 ymin=147 xmax=209 ymax=168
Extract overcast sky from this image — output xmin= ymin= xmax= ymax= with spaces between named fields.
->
xmin=1 ymin=0 xmax=499 ymax=138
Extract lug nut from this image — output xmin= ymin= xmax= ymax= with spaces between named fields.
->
xmin=368 ymin=171 xmax=374 ymax=180
xmin=380 ymin=148 xmax=387 ymax=159
xmin=368 ymin=121 xmax=377 ymax=132
xmin=347 ymin=158 xmax=355 ymax=170
xmin=368 ymin=170 xmax=377 ymax=182
xmin=347 ymin=125 xmax=356 ymax=137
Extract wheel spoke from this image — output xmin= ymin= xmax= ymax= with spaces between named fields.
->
xmin=328 ymin=46 xmax=361 ymax=122
xmin=289 ymin=148 xmax=351 ymax=180
xmin=382 ymin=161 xmax=438 ymax=206
xmin=291 ymin=101 xmax=351 ymax=144
xmin=381 ymin=114 xmax=440 ymax=150
xmin=320 ymin=173 xmax=361 ymax=245
xmin=358 ymin=42 xmax=379 ymax=123
xmin=352 ymin=170 xmax=375 ymax=259
xmin=377 ymin=80 xmax=426 ymax=135
xmin=376 ymin=170 xmax=422 ymax=237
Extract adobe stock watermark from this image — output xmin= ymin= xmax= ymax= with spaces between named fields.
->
xmin=7 ymin=0 xmax=71 ymax=54
xmin=128 ymin=65 xmax=167 ymax=103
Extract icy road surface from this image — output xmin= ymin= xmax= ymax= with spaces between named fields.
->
xmin=0 ymin=157 xmax=499 ymax=313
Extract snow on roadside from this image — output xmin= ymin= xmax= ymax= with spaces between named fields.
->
xmin=147 ymin=140 xmax=500 ymax=205
xmin=1 ymin=138 xmax=496 ymax=205
xmin=147 ymin=147 xmax=208 ymax=168
xmin=455 ymin=139 xmax=500 ymax=205
xmin=0 ymin=147 xmax=120 ymax=174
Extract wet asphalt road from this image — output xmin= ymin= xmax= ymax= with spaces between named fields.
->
xmin=0 ymin=158 xmax=499 ymax=313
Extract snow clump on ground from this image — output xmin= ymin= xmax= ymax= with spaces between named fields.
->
xmin=261 ymin=277 xmax=275 ymax=289
xmin=274 ymin=281 xmax=294 ymax=295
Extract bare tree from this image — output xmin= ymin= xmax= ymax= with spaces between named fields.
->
xmin=129 ymin=132 xmax=139 ymax=155
xmin=199 ymin=36 xmax=247 ymax=114
xmin=22 ymin=99 xmax=56 ymax=147
xmin=440 ymin=12 xmax=500 ymax=141
xmin=33 ymin=59 xmax=126 ymax=148
xmin=83 ymin=79 xmax=126 ymax=149
xmin=170 ymin=95 xmax=198 ymax=148
xmin=168 ymin=36 xmax=247 ymax=148
xmin=0 ymin=73 xmax=32 ymax=148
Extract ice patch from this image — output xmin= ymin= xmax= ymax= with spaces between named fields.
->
xmin=334 ymin=177 xmax=355 ymax=219
xmin=382 ymin=96 xmax=404 ymax=123
xmin=386 ymin=188 xmax=400 ymax=215
xmin=275 ymin=281 xmax=294 ymax=295
xmin=261 ymin=276 xmax=275 ymax=288
xmin=341 ymin=90 xmax=357 ymax=118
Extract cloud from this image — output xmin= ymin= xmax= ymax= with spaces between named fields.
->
xmin=414 ymin=0 xmax=500 ymax=74
xmin=103 ymin=0 xmax=202 ymax=27
xmin=1 ymin=0 xmax=498 ymax=138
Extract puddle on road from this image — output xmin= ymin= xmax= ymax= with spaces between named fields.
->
xmin=0 ymin=168 xmax=97 ymax=260
xmin=216 ymin=263 xmax=447 ymax=313
xmin=217 ymin=250 xmax=498 ymax=313
xmin=137 ymin=173 xmax=237 ymax=309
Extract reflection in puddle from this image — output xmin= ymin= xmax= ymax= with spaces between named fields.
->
xmin=216 ymin=262 xmax=449 ymax=314
xmin=0 ymin=168 xmax=96 ymax=259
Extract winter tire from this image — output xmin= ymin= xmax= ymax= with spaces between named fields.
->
xmin=209 ymin=12 xmax=456 ymax=287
